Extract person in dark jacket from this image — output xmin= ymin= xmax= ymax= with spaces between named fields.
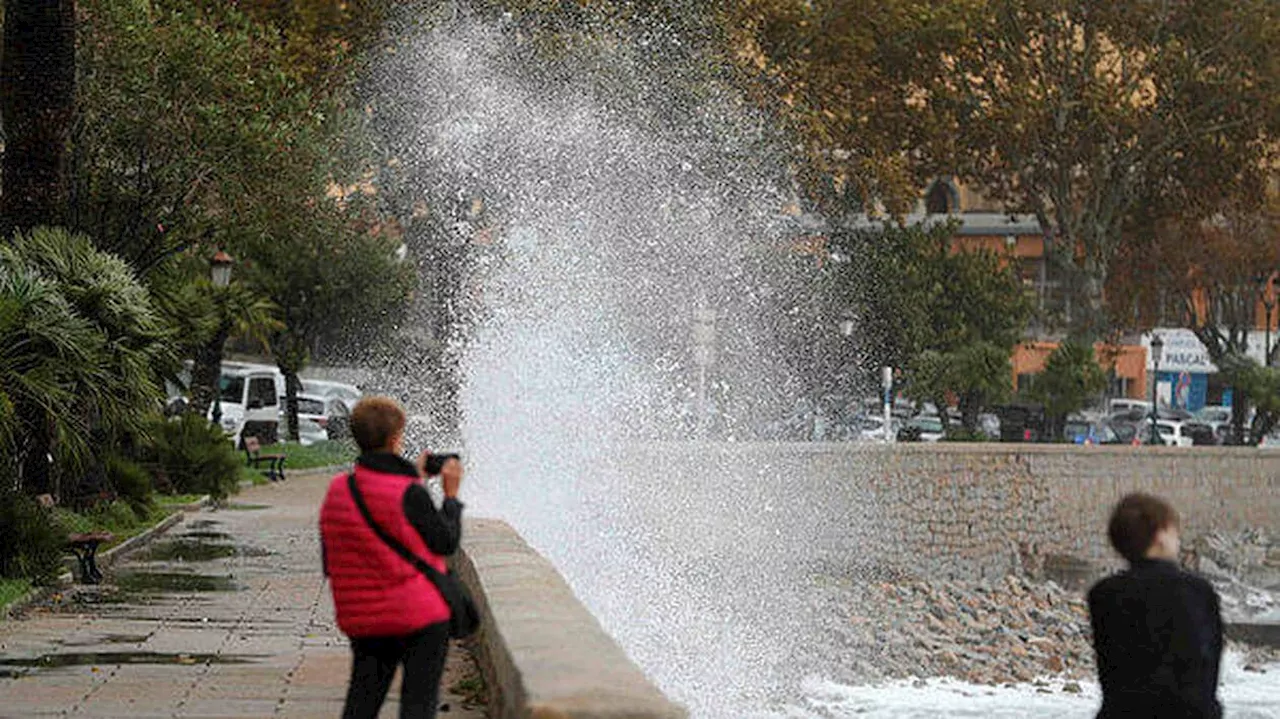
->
xmin=1087 ymin=493 xmax=1223 ymax=719
xmin=319 ymin=396 xmax=464 ymax=719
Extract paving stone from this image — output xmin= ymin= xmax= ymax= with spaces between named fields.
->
xmin=0 ymin=469 xmax=485 ymax=718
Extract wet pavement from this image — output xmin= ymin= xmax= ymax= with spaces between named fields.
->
xmin=0 ymin=470 xmax=486 ymax=718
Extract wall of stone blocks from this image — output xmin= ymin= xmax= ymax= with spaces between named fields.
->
xmin=842 ymin=444 xmax=1280 ymax=581
xmin=618 ymin=443 xmax=1280 ymax=583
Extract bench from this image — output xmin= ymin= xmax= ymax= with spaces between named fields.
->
xmin=67 ymin=532 xmax=114 ymax=584
xmin=36 ymin=495 xmax=115 ymax=585
xmin=243 ymin=436 xmax=286 ymax=482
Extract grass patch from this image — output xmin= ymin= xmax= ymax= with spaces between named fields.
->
xmin=239 ymin=466 xmax=271 ymax=486
xmin=0 ymin=578 xmax=32 ymax=612
xmin=52 ymin=502 xmax=173 ymax=550
xmin=156 ymin=494 xmax=205 ymax=510
xmin=265 ymin=440 xmax=355 ymax=469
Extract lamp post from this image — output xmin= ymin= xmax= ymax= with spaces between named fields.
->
xmin=1149 ymin=333 xmax=1164 ymax=446
xmin=209 ymin=251 xmax=233 ymax=426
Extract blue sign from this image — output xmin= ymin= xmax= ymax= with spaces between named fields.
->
xmin=1157 ymin=371 xmax=1208 ymax=411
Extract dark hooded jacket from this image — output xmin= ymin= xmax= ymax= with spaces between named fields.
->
xmin=1087 ymin=558 xmax=1223 ymax=719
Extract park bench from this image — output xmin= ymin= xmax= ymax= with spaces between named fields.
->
xmin=67 ymin=532 xmax=114 ymax=584
xmin=243 ymin=436 xmax=286 ymax=482
xmin=38 ymin=494 xmax=115 ymax=584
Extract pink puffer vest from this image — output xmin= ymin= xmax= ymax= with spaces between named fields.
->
xmin=319 ymin=465 xmax=449 ymax=637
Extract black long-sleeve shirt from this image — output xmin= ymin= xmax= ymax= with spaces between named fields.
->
xmin=403 ymin=483 xmax=462 ymax=556
xmin=1088 ymin=558 xmax=1223 ymax=719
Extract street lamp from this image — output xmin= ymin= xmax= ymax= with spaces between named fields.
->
xmin=211 ymin=250 xmax=234 ymax=289
xmin=210 ymin=251 xmax=234 ymax=425
xmin=1149 ymin=333 xmax=1164 ymax=446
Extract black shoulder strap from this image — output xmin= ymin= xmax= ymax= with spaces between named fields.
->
xmin=347 ymin=472 xmax=447 ymax=583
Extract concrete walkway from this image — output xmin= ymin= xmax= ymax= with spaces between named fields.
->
xmin=0 ymin=470 xmax=485 ymax=719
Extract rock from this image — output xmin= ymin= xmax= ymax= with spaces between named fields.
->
xmin=1062 ymin=682 xmax=1083 ymax=693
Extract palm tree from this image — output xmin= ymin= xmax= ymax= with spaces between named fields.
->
xmin=181 ymin=280 xmax=282 ymax=421
xmin=0 ymin=257 xmax=104 ymax=493
xmin=1 ymin=227 xmax=173 ymax=498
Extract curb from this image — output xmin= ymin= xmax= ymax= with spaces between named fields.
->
xmin=2 ymin=494 xmax=212 ymax=619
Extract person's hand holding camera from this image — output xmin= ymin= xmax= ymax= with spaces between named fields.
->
xmin=416 ymin=451 xmax=463 ymax=500
xmin=438 ymin=457 xmax=462 ymax=500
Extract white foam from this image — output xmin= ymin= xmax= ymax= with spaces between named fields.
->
xmin=783 ymin=653 xmax=1280 ymax=718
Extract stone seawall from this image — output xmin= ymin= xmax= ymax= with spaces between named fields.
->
xmin=454 ymin=518 xmax=686 ymax=719
xmin=863 ymin=444 xmax=1280 ymax=580
xmin=617 ymin=443 xmax=1280 ymax=583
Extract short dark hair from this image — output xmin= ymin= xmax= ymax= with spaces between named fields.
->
xmin=1107 ymin=493 xmax=1179 ymax=563
xmin=350 ymin=396 xmax=406 ymax=453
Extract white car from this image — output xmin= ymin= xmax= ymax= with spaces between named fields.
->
xmin=1155 ymin=420 xmax=1195 ymax=448
xmin=301 ymin=379 xmax=362 ymax=411
xmin=858 ymin=415 xmax=899 ymax=442
xmin=908 ymin=414 xmax=946 ymax=442
xmin=280 ymin=393 xmax=342 ymax=446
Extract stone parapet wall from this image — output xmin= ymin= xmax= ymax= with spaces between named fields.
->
xmin=861 ymin=444 xmax=1280 ymax=580
xmin=454 ymin=518 xmax=686 ymax=719
xmin=615 ymin=443 xmax=1280 ymax=584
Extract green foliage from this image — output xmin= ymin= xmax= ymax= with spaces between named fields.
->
xmin=811 ymin=222 xmax=1029 ymax=425
xmin=1029 ymin=341 xmax=1108 ymax=435
xmin=105 ymin=454 xmax=154 ymax=519
xmin=908 ymin=341 xmax=1014 ymax=431
xmin=240 ymin=197 xmax=413 ymax=440
xmin=0 ymin=228 xmax=172 ymax=491
xmin=73 ymin=0 xmax=374 ymax=273
xmin=0 ymin=578 xmax=34 ymax=611
xmin=141 ymin=414 xmax=241 ymax=500
xmin=1218 ymin=354 xmax=1280 ymax=444
xmin=0 ymin=487 xmax=66 ymax=583
xmin=274 ymin=441 xmax=357 ymax=470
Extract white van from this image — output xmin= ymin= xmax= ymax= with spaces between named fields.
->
xmin=213 ymin=366 xmax=281 ymax=447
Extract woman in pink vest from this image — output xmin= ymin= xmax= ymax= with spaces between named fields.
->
xmin=319 ymin=397 xmax=464 ymax=719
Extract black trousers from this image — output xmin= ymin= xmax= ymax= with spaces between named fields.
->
xmin=342 ymin=622 xmax=450 ymax=719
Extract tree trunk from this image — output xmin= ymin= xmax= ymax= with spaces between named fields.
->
xmin=283 ymin=369 xmax=301 ymax=442
xmin=1 ymin=0 xmax=76 ymax=234
xmin=1230 ymin=397 xmax=1250 ymax=446
xmin=189 ymin=321 xmax=232 ymax=420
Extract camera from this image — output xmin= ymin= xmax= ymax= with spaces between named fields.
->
xmin=423 ymin=452 xmax=460 ymax=477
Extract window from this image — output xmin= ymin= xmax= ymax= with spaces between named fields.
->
xmin=297 ymin=398 xmax=325 ymax=415
xmin=925 ymin=179 xmax=959 ymax=214
xmin=218 ymin=376 xmax=245 ymax=404
xmin=248 ymin=377 xmax=277 ymax=408
xmin=1017 ymin=373 xmax=1037 ymax=394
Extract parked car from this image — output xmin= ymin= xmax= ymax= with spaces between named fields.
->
xmin=1181 ymin=421 xmax=1218 ymax=446
xmin=280 ymin=394 xmax=330 ymax=446
xmin=898 ymin=414 xmax=945 ymax=442
xmin=858 ymin=414 xmax=899 ymax=442
xmin=1155 ymin=420 xmax=1195 ymax=448
xmin=1063 ymin=417 xmax=1123 ymax=444
xmin=993 ymin=403 xmax=1046 ymax=442
xmin=300 ymin=379 xmax=362 ymax=411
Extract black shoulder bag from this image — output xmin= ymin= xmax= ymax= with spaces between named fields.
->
xmin=347 ymin=473 xmax=480 ymax=638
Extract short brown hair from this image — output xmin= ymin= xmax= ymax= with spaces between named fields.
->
xmin=1107 ymin=493 xmax=1179 ymax=563
xmin=350 ymin=396 xmax=407 ymax=453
